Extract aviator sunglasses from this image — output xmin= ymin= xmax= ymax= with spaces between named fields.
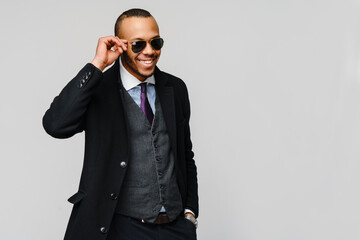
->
xmin=130 ymin=38 xmax=164 ymax=53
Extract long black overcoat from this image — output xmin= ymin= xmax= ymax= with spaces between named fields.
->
xmin=42 ymin=59 xmax=198 ymax=240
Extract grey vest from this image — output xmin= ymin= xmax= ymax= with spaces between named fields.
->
xmin=115 ymin=88 xmax=183 ymax=222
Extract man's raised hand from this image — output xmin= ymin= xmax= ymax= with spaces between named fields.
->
xmin=91 ymin=36 xmax=127 ymax=71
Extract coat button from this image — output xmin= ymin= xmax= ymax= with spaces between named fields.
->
xmin=100 ymin=227 xmax=108 ymax=233
xmin=120 ymin=161 xmax=127 ymax=168
xmin=110 ymin=193 xmax=118 ymax=200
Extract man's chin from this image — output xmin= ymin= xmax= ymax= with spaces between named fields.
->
xmin=138 ymin=69 xmax=155 ymax=79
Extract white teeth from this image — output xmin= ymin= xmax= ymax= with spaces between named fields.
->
xmin=139 ymin=60 xmax=153 ymax=64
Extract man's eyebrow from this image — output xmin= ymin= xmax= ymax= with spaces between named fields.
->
xmin=129 ymin=37 xmax=144 ymax=41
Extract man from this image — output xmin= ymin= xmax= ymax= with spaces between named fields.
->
xmin=43 ymin=8 xmax=198 ymax=240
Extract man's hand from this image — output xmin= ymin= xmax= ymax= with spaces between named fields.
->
xmin=184 ymin=212 xmax=197 ymax=228
xmin=91 ymin=36 xmax=127 ymax=71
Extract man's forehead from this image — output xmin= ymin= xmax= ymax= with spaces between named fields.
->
xmin=118 ymin=16 xmax=159 ymax=39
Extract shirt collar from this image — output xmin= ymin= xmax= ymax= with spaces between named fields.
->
xmin=119 ymin=57 xmax=155 ymax=91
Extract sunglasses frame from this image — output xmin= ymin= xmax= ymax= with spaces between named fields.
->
xmin=129 ymin=38 xmax=164 ymax=54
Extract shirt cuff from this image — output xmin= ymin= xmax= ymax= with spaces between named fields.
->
xmin=184 ymin=209 xmax=195 ymax=217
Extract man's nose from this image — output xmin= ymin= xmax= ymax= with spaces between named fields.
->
xmin=142 ymin=42 xmax=155 ymax=55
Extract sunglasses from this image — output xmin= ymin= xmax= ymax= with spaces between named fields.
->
xmin=130 ymin=38 xmax=164 ymax=53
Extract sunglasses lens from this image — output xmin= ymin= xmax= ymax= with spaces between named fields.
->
xmin=131 ymin=41 xmax=146 ymax=53
xmin=131 ymin=38 xmax=164 ymax=53
xmin=151 ymin=38 xmax=164 ymax=50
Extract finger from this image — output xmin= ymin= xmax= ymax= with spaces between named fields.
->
xmin=98 ymin=36 xmax=125 ymax=57
xmin=121 ymin=40 xmax=128 ymax=51
xmin=113 ymin=46 xmax=123 ymax=54
xmin=115 ymin=36 xmax=128 ymax=50
xmin=114 ymin=39 xmax=127 ymax=52
xmin=102 ymin=36 xmax=122 ymax=49
xmin=109 ymin=36 xmax=123 ymax=47
xmin=106 ymin=39 xmax=120 ymax=50
xmin=110 ymin=42 xmax=124 ymax=54
xmin=111 ymin=36 xmax=123 ymax=46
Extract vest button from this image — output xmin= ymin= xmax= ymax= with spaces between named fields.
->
xmin=100 ymin=227 xmax=108 ymax=233
xmin=120 ymin=161 xmax=127 ymax=168
xmin=110 ymin=193 xmax=118 ymax=200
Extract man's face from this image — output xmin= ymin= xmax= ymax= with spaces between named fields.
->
xmin=118 ymin=17 xmax=161 ymax=81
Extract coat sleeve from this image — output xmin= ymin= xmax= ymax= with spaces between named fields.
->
xmin=183 ymin=85 xmax=199 ymax=218
xmin=42 ymin=63 xmax=103 ymax=139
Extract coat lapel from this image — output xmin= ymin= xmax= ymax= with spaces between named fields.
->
xmin=154 ymin=68 xmax=178 ymax=159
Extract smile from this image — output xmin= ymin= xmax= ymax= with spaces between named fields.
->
xmin=138 ymin=59 xmax=155 ymax=67
xmin=138 ymin=59 xmax=154 ymax=63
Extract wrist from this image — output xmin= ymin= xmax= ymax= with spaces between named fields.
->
xmin=184 ymin=208 xmax=195 ymax=217
xmin=91 ymin=58 xmax=106 ymax=72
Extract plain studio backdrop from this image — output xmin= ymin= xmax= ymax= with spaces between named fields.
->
xmin=1 ymin=0 xmax=360 ymax=239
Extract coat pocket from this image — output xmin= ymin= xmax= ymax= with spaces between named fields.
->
xmin=64 ymin=190 xmax=87 ymax=239
xmin=67 ymin=190 xmax=86 ymax=204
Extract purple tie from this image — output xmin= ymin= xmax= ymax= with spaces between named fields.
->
xmin=140 ymin=83 xmax=154 ymax=124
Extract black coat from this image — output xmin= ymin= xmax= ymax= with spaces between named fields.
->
xmin=42 ymin=59 xmax=198 ymax=240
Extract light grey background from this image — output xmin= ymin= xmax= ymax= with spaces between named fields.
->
xmin=1 ymin=0 xmax=360 ymax=239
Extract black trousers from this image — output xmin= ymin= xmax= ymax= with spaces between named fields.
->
xmin=107 ymin=214 xmax=197 ymax=240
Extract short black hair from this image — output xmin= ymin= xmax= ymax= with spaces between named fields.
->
xmin=114 ymin=8 xmax=152 ymax=37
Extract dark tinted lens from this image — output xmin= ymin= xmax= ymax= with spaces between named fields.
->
xmin=151 ymin=38 xmax=164 ymax=50
xmin=131 ymin=41 xmax=146 ymax=53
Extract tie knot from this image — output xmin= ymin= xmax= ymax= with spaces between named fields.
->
xmin=139 ymin=83 xmax=147 ymax=93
